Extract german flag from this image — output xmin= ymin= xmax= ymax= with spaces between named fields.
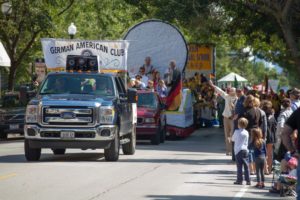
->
xmin=166 ymin=72 xmax=182 ymax=111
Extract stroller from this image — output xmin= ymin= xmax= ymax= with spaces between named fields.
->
xmin=279 ymin=175 xmax=297 ymax=197
xmin=271 ymin=160 xmax=297 ymax=197
xmin=271 ymin=160 xmax=281 ymax=187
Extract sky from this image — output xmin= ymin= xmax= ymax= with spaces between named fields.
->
xmin=243 ymin=47 xmax=283 ymax=73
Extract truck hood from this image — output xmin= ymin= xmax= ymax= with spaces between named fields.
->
xmin=137 ymin=107 xmax=157 ymax=117
xmin=34 ymin=94 xmax=115 ymax=107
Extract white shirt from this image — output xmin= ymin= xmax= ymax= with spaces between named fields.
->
xmin=141 ymin=75 xmax=149 ymax=87
xmin=291 ymin=100 xmax=300 ymax=111
xmin=232 ymin=128 xmax=249 ymax=155
xmin=274 ymin=107 xmax=293 ymax=153
xmin=214 ymin=86 xmax=237 ymax=118
xmin=277 ymin=108 xmax=293 ymax=129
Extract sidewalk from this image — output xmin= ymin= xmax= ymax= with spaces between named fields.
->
xmin=187 ymin=127 xmax=295 ymax=200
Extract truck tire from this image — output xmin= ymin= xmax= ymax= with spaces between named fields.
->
xmin=122 ymin=124 xmax=136 ymax=155
xmin=160 ymin=121 xmax=166 ymax=143
xmin=151 ymin=123 xmax=161 ymax=145
xmin=24 ymin=139 xmax=41 ymax=161
xmin=52 ymin=149 xmax=66 ymax=155
xmin=104 ymin=128 xmax=120 ymax=161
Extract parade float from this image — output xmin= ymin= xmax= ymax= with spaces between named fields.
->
xmin=124 ymin=19 xmax=194 ymax=138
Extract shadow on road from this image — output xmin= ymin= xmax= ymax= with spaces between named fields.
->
xmin=119 ymin=158 xmax=231 ymax=165
xmin=0 ymin=128 xmax=226 ymax=164
xmin=0 ymin=153 xmax=230 ymax=165
xmin=0 ymin=152 xmax=106 ymax=163
xmin=0 ymin=137 xmax=24 ymax=144
xmin=145 ymin=195 xmax=276 ymax=200
xmin=182 ymin=170 xmax=236 ymax=175
xmin=137 ymin=128 xmax=226 ymax=154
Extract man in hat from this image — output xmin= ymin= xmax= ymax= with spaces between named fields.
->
xmin=167 ymin=60 xmax=180 ymax=87
xmin=209 ymin=80 xmax=238 ymax=156
xmin=290 ymin=88 xmax=300 ymax=111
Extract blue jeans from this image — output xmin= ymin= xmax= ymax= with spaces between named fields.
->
xmin=236 ymin=150 xmax=250 ymax=182
xmin=255 ymin=156 xmax=265 ymax=183
xmin=248 ymin=150 xmax=254 ymax=163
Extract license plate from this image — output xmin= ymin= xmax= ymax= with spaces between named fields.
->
xmin=60 ymin=131 xmax=75 ymax=139
xmin=9 ymin=124 xmax=19 ymax=130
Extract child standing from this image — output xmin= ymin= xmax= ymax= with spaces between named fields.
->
xmin=232 ymin=118 xmax=251 ymax=185
xmin=250 ymin=128 xmax=267 ymax=188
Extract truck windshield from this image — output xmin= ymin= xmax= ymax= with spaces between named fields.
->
xmin=40 ymin=74 xmax=115 ymax=96
xmin=137 ymin=93 xmax=158 ymax=109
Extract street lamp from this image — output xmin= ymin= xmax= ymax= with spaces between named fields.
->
xmin=68 ymin=22 xmax=77 ymax=39
xmin=1 ymin=2 xmax=12 ymax=15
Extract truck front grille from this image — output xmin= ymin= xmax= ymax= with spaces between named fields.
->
xmin=40 ymin=131 xmax=96 ymax=138
xmin=42 ymin=106 xmax=94 ymax=126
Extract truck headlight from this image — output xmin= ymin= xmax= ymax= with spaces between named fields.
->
xmin=26 ymin=105 xmax=38 ymax=123
xmin=100 ymin=106 xmax=115 ymax=124
xmin=144 ymin=118 xmax=155 ymax=123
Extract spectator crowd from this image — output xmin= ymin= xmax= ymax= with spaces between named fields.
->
xmin=128 ymin=56 xmax=300 ymax=197
xmin=208 ymin=80 xmax=300 ymax=197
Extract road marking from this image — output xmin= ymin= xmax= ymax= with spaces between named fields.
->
xmin=0 ymin=173 xmax=17 ymax=181
xmin=233 ymin=186 xmax=248 ymax=200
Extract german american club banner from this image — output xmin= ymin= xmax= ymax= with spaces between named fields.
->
xmin=41 ymin=38 xmax=129 ymax=71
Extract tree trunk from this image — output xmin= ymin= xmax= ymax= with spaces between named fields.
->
xmin=8 ymin=61 xmax=18 ymax=91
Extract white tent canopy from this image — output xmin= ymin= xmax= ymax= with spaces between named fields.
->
xmin=0 ymin=42 xmax=10 ymax=67
xmin=218 ymin=72 xmax=247 ymax=82
xmin=217 ymin=72 xmax=248 ymax=88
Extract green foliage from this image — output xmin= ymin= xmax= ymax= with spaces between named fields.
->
xmin=0 ymin=0 xmax=77 ymax=89
xmin=0 ymin=0 xmax=298 ymax=90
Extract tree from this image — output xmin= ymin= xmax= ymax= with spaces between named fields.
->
xmin=0 ymin=0 xmax=75 ymax=90
xmin=221 ymin=0 xmax=300 ymax=82
xmin=125 ymin=0 xmax=300 ymax=86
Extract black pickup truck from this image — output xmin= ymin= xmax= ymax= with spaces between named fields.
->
xmin=24 ymin=72 xmax=137 ymax=161
xmin=0 ymin=94 xmax=26 ymax=139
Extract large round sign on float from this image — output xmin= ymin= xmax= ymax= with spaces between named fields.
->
xmin=124 ymin=19 xmax=188 ymax=77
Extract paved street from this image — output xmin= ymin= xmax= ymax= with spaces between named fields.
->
xmin=0 ymin=128 xmax=291 ymax=200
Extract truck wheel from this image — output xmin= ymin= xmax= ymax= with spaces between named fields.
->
xmin=24 ymin=139 xmax=41 ymax=161
xmin=104 ymin=128 xmax=120 ymax=161
xmin=122 ymin=124 xmax=136 ymax=155
xmin=52 ymin=149 xmax=66 ymax=155
xmin=160 ymin=122 xmax=167 ymax=143
xmin=151 ymin=123 xmax=161 ymax=145
xmin=0 ymin=132 xmax=7 ymax=140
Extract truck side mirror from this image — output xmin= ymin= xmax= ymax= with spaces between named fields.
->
xmin=127 ymin=88 xmax=137 ymax=103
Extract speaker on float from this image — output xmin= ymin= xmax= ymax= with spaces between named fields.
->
xmin=66 ymin=55 xmax=77 ymax=71
xmin=66 ymin=55 xmax=99 ymax=72
xmin=87 ymin=56 xmax=99 ymax=71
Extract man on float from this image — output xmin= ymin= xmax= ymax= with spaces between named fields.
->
xmin=167 ymin=60 xmax=181 ymax=87
xmin=141 ymin=56 xmax=154 ymax=78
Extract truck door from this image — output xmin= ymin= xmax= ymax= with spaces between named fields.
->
xmin=115 ymin=77 xmax=131 ymax=136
